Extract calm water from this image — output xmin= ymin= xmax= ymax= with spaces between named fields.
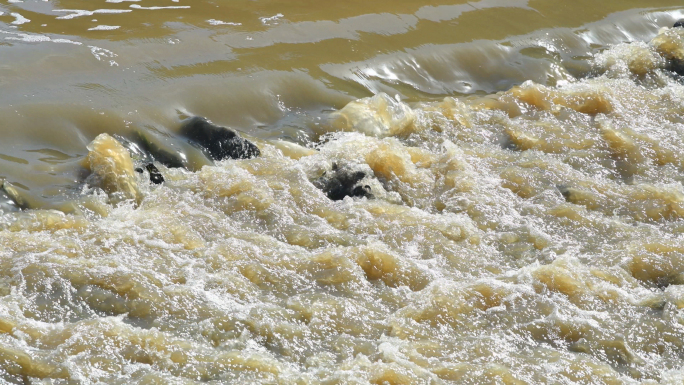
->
xmin=1 ymin=0 xmax=684 ymax=383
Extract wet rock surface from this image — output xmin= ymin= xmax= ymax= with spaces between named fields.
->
xmin=76 ymin=117 xmax=264 ymax=204
xmin=135 ymin=163 xmax=164 ymax=185
xmin=180 ymin=117 xmax=261 ymax=161
xmin=314 ymin=162 xmax=373 ymax=201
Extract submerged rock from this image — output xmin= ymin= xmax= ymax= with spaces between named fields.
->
xmin=315 ymin=163 xmax=373 ymax=201
xmin=1 ymin=181 xmax=27 ymax=211
xmin=670 ymin=21 xmax=684 ymax=75
xmin=133 ymin=130 xmax=188 ymax=169
xmin=86 ymin=133 xmax=141 ymax=203
xmin=180 ymin=117 xmax=260 ymax=161
xmin=652 ymin=23 xmax=684 ymax=76
xmin=329 ymin=93 xmax=415 ymax=138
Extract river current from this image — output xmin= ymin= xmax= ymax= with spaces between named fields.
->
xmin=1 ymin=1 xmax=684 ymax=384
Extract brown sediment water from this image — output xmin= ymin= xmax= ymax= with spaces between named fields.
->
xmin=1 ymin=0 xmax=684 ymax=383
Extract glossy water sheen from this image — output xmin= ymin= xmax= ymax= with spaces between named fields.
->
xmin=1 ymin=0 xmax=684 ymax=383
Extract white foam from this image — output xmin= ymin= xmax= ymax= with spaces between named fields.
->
xmin=54 ymin=9 xmax=132 ymax=20
xmin=129 ymin=5 xmax=190 ymax=10
xmin=1 ymin=30 xmax=81 ymax=45
xmin=89 ymin=45 xmax=119 ymax=66
xmin=207 ymin=19 xmax=241 ymax=26
xmin=10 ymin=12 xmax=30 ymax=25
xmin=88 ymin=25 xmax=121 ymax=31
xmin=260 ymin=13 xmax=284 ymax=25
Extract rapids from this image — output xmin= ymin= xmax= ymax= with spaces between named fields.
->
xmin=1 ymin=1 xmax=684 ymax=384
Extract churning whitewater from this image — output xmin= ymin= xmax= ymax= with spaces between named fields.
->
xmin=1 ymin=2 xmax=684 ymax=384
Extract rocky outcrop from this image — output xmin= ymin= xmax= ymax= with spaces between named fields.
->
xmin=79 ymin=118 xmax=262 ymax=203
xmin=180 ymin=117 xmax=260 ymax=161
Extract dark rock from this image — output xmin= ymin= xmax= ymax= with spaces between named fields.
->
xmin=146 ymin=163 xmax=164 ymax=184
xmin=180 ymin=117 xmax=260 ymax=161
xmin=674 ymin=19 xmax=684 ymax=28
xmin=671 ymin=60 xmax=684 ymax=76
xmin=135 ymin=163 xmax=165 ymax=184
xmin=316 ymin=163 xmax=373 ymax=201
xmin=352 ymin=184 xmax=372 ymax=198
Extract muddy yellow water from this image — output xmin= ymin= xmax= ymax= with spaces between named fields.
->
xmin=1 ymin=0 xmax=684 ymax=383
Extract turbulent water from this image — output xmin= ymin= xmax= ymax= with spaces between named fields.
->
xmin=2 ymin=1 xmax=684 ymax=384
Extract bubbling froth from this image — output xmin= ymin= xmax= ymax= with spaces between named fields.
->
xmin=1 ymin=22 xmax=684 ymax=385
